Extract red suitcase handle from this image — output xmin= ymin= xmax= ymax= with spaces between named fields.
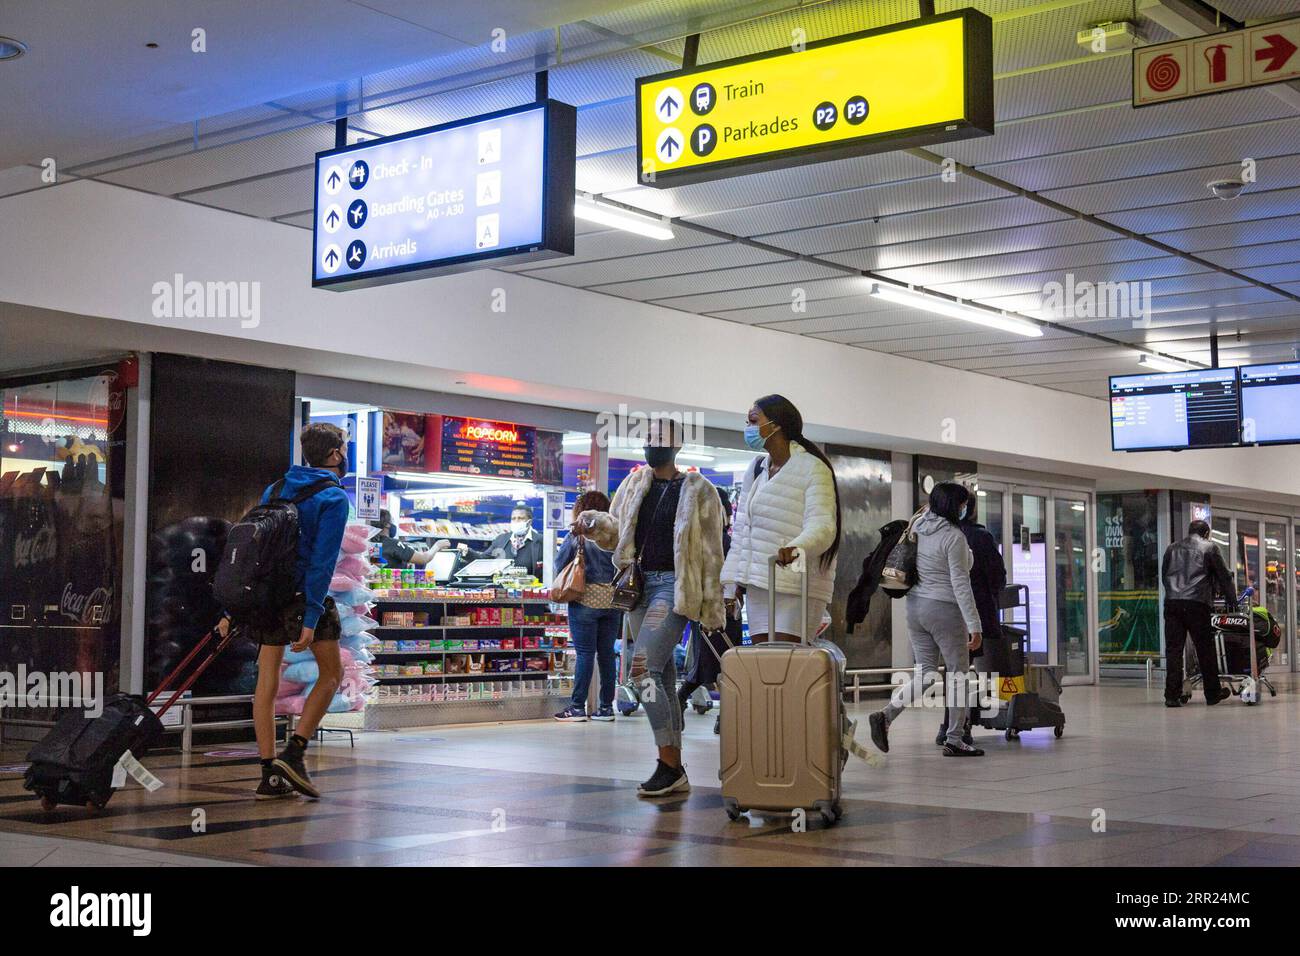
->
xmin=146 ymin=624 xmax=241 ymax=718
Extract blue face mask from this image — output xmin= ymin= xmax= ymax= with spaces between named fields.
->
xmin=744 ymin=423 xmax=768 ymax=451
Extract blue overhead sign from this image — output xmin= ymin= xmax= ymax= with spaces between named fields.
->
xmin=312 ymin=101 xmax=576 ymax=290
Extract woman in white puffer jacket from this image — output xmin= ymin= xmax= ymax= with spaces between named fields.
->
xmin=721 ymin=395 xmax=840 ymax=642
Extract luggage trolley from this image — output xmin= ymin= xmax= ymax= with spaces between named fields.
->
xmin=975 ymin=584 xmax=1066 ymax=741
xmin=1189 ymin=587 xmax=1278 ymax=704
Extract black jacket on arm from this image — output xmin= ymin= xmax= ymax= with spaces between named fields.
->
xmin=961 ymin=521 xmax=1006 ymax=657
xmin=845 ymin=519 xmax=909 ymax=633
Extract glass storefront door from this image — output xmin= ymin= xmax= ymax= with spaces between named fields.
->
xmin=1011 ymin=492 xmax=1049 ymax=662
xmin=1212 ymin=510 xmax=1295 ymax=671
xmin=1265 ymin=521 xmax=1288 ymax=669
xmin=1055 ymin=497 xmax=1090 ymax=677
xmin=981 ymin=481 xmax=1097 ymax=681
xmin=1235 ymin=523 xmax=1261 ymax=598
xmin=1 ymin=366 xmax=129 ymax=709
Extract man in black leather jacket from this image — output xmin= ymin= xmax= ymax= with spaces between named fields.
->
xmin=1161 ymin=520 xmax=1236 ymax=707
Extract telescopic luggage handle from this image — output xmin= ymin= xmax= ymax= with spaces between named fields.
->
xmin=767 ymin=551 xmax=809 ymax=645
xmin=145 ymin=623 xmax=241 ymax=718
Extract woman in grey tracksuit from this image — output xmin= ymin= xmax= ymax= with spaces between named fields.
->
xmin=869 ymin=482 xmax=986 ymax=756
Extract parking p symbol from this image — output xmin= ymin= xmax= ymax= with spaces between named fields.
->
xmin=692 ymin=124 xmax=716 ymax=157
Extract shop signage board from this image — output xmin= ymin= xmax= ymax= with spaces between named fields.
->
xmin=312 ymin=101 xmax=576 ymax=290
xmin=355 ymin=476 xmax=382 ymax=520
xmin=1133 ymin=16 xmax=1300 ymax=107
xmin=635 ymin=10 xmax=993 ymax=187
xmin=437 ymin=416 xmax=537 ymax=480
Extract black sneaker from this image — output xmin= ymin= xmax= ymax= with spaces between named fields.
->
xmin=935 ymin=724 xmax=947 ymax=746
xmin=254 ymin=768 xmax=296 ymax=801
xmin=713 ymin=715 xmax=720 ymax=735
xmin=637 ymin=760 xmax=690 ymax=797
xmin=554 ymin=705 xmax=589 ymax=722
xmin=590 ymin=706 xmax=615 ymax=722
xmin=1206 ymin=687 xmax=1231 ymax=706
xmin=868 ymin=711 xmax=890 ymax=753
xmin=272 ymin=746 xmax=320 ymax=799
xmin=942 ymin=740 xmax=985 ymax=757
xmin=1164 ymin=698 xmax=1182 ymax=708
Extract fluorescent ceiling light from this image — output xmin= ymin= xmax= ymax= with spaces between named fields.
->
xmin=867 ymin=283 xmax=1043 ymax=337
xmin=1137 ymin=353 xmax=1196 ymax=373
xmin=675 ymin=452 xmax=715 ymax=463
xmin=574 ymin=196 xmax=674 ymax=241
xmin=392 ymin=471 xmax=534 ymax=491
xmin=714 ymin=461 xmax=756 ymax=472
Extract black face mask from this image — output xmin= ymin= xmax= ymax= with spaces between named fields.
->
xmin=644 ymin=445 xmax=676 ymax=469
xmin=332 ymin=448 xmax=347 ymax=478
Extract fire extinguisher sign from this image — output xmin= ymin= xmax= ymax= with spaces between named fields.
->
xmin=1134 ymin=16 xmax=1300 ymax=107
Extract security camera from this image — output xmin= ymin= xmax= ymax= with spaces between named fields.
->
xmin=1207 ymin=179 xmax=1245 ymax=200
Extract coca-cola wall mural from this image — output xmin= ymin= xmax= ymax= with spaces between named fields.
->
xmin=145 ymin=355 xmax=295 ymax=695
xmin=0 ymin=362 xmax=131 ymax=706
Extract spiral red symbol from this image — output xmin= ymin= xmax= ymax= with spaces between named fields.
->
xmin=1146 ymin=54 xmax=1181 ymax=92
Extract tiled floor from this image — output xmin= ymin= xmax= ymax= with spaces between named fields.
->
xmin=2 ymin=674 xmax=1299 ymax=866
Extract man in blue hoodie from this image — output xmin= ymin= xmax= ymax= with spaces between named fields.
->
xmin=221 ymin=422 xmax=350 ymax=799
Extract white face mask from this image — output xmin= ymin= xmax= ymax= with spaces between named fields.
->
xmin=511 ymin=519 xmax=530 ymax=536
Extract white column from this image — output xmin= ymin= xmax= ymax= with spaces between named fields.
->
xmin=119 ymin=353 xmax=151 ymax=694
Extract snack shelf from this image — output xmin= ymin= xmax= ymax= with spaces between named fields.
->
xmin=378 ymin=672 xmax=560 ymax=682
xmin=375 ymin=647 xmax=574 ymax=655
xmin=370 ymin=594 xmax=555 ymax=605
xmin=372 ymin=693 xmax=569 ymax=707
xmin=371 ymin=624 xmax=550 ymax=631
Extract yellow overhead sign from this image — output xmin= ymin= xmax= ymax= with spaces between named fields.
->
xmin=636 ymin=10 xmax=993 ymax=187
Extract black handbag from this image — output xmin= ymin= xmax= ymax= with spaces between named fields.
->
xmin=610 ymin=560 xmax=644 ymax=612
xmin=611 ymin=477 xmax=674 ymax=612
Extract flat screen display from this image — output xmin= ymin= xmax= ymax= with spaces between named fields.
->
xmin=1240 ymin=362 xmax=1300 ymax=445
xmin=1109 ymin=368 xmax=1240 ymax=451
xmin=312 ymin=101 xmax=575 ymax=290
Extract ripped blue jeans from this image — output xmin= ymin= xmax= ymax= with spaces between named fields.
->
xmin=627 ymin=570 xmax=687 ymax=749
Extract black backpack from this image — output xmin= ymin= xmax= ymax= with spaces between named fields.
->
xmin=212 ymin=477 xmax=339 ymax=616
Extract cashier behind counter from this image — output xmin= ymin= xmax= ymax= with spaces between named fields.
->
xmin=371 ymin=509 xmax=452 ymax=569
xmin=457 ymin=504 xmax=544 ymax=580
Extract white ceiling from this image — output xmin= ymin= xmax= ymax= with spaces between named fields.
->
xmin=3 ymin=0 xmax=1299 ymax=399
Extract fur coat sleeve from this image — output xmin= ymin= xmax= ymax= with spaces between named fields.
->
xmin=576 ymin=511 xmax=619 ymax=551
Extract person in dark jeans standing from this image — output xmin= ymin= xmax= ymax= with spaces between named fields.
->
xmin=553 ymin=491 xmax=622 ymax=722
xmin=1162 ymin=519 xmax=1236 ymax=707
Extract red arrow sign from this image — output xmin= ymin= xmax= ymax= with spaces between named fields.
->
xmin=1254 ymin=33 xmax=1297 ymax=72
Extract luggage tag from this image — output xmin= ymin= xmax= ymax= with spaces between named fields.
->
xmin=114 ymin=751 xmax=165 ymax=792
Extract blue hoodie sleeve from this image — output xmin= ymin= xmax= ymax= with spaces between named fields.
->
xmin=303 ymin=489 xmax=349 ymax=630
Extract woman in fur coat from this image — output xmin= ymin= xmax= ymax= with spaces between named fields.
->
xmin=603 ymin=418 xmax=725 ymax=797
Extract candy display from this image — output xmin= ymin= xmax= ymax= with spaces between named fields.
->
xmin=274 ymin=519 xmax=379 ymax=717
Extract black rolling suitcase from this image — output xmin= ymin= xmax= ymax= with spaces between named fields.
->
xmin=24 ymin=624 xmax=239 ymax=812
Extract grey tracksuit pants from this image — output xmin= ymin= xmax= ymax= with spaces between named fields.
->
xmin=884 ymin=595 xmax=971 ymax=746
